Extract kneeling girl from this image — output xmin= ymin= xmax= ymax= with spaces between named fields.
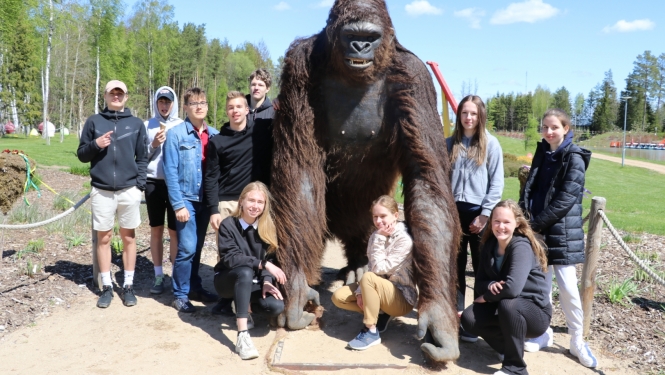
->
xmin=461 ymin=200 xmax=551 ymax=375
xmin=213 ymin=181 xmax=286 ymax=360
xmin=332 ymin=195 xmax=417 ymax=350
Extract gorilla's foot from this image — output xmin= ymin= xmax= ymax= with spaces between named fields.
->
xmin=337 ymin=265 xmax=368 ymax=285
xmin=417 ymin=303 xmax=460 ymax=362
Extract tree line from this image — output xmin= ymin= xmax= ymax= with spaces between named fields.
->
xmin=485 ymin=50 xmax=665 ymax=136
xmin=0 ymin=0 xmax=281 ymax=138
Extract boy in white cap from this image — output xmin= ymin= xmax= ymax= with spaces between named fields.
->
xmin=144 ymin=87 xmax=183 ymax=294
xmin=77 ymin=80 xmax=148 ymax=308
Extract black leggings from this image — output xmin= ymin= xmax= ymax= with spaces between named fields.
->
xmin=214 ymin=266 xmax=284 ymax=319
xmin=461 ymin=298 xmax=552 ymax=375
xmin=456 ymin=202 xmax=482 ymax=311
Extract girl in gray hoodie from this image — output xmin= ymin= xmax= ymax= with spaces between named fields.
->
xmin=446 ymin=95 xmax=504 ymax=341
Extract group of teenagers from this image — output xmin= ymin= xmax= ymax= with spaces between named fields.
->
xmin=76 ymin=69 xmax=596 ymax=373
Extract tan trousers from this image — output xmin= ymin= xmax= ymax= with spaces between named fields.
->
xmin=331 ymin=272 xmax=413 ymax=326
xmin=215 ymin=200 xmax=238 ymax=261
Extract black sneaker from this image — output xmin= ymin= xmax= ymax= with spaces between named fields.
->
xmin=122 ymin=285 xmax=137 ymax=307
xmin=376 ymin=313 xmax=394 ymax=333
xmin=211 ymin=298 xmax=235 ymax=316
xmin=173 ymin=298 xmax=196 ymax=313
xmin=188 ymin=289 xmax=219 ymax=303
xmin=97 ymin=285 xmax=114 ymax=308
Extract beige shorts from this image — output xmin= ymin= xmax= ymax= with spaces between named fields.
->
xmin=215 ymin=200 xmax=238 ymax=255
xmin=218 ymin=200 xmax=238 ymax=222
xmin=91 ymin=186 xmax=142 ymax=231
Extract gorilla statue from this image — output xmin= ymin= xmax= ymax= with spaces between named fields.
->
xmin=271 ymin=0 xmax=461 ymax=362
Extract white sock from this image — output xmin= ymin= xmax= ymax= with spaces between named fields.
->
xmin=100 ymin=272 xmax=112 ymax=286
xmin=154 ymin=266 xmax=163 ymax=277
xmin=124 ymin=270 xmax=135 ymax=286
xmin=369 ymin=326 xmax=377 ymax=333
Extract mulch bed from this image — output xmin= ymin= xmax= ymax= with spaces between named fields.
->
xmin=1 ymin=168 xmax=663 ymax=372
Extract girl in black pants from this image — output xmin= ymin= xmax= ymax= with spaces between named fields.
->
xmin=213 ymin=181 xmax=286 ymax=360
xmin=461 ymin=200 xmax=551 ymax=375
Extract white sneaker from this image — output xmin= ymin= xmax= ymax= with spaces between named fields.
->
xmin=236 ymin=331 xmax=259 ymax=360
xmin=570 ymin=338 xmax=598 ymax=368
xmin=524 ymin=327 xmax=553 ymax=352
xmin=493 ymin=370 xmax=510 ymax=375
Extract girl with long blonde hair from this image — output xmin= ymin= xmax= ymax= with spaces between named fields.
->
xmin=213 ymin=181 xmax=286 ymax=360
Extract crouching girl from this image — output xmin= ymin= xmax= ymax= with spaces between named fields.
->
xmin=331 ymin=195 xmax=417 ymax=350
xmin=213 ymin=181 xmax=286 ymax=360
xmin=461 ymin=200 xmax=551 ymax=375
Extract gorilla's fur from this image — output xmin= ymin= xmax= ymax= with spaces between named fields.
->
xmin=272 ymin=0 xmax=461 ymax=361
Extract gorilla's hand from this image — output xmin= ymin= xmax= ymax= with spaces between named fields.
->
xmin=417 ymin=302 xmax=460 ymax=362
xmin=277 ymin=270 xmax=317 ymax=330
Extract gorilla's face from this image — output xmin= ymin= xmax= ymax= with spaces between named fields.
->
xmin=339 ymin=21 xmax=384 ymax=71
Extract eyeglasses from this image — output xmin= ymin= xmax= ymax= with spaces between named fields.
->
xmin=188 ymin=101 xmax=208 ymax=107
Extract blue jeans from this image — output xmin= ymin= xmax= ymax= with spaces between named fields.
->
xmin=172 ymin=200 xmax=208 ymax=299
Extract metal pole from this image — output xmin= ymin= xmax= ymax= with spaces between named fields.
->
xmin=621 ymin=97 xmax=631 ymax=167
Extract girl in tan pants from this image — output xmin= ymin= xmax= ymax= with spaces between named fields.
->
xmin=332 ymin=195 xmax=417 ymax=351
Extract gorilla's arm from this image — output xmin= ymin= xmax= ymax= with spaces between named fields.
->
xmin=393 ymin=51 xmax=461 ymax=362
xmin=271 ymin=37 xmax=327 ymax=330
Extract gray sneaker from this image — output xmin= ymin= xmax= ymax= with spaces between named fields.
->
xmin=97 ymin=285 xmax=114 ymax=308
xmin=150 ymin=275 xmax=165 ymax=294
xmin=122 ymin=285 xmax=137 ymax=307
xmin=236 ymin=331 xmax=259 ymax=360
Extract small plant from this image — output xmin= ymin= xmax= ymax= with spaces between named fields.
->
xmin=25 ymin=259 xmax=42 ymax=277
xmin=69 ymin=165 xmax=90 ymax=176
xmin=113 ymin=223 xmax=120 ymax=236
xmin=25 ymin=239 xmax=44 ymax=253
xmin=66 ymin=234 xmax=86 ymax=249
xmin=8 ymin=203 xmax=41 ymax=224
xmin=622 ymin=234 xmax=641 ymax=243
xmin=53 ymin=191 xmax=77 ymax=211
xmin=606 ymin=278 xmax=638 ymax=306
xmin=634 ymin=268 xmax=651 ymax=282
xmin=16 ymin=247 xmax=38 ymax=260
xmin=111 ymin=236 xmax=123 ymax=255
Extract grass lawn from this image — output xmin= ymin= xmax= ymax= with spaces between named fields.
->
xmin=497 ymin=135 xmax=665 ymax=235
xmin=1 ymin=135 xmax=87 ymax=169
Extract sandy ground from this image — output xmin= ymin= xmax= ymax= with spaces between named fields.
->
xmin=591 ymin=152 xmax=665 ymax=174
xmin=0 ymin=240 xmax=635 ymax=375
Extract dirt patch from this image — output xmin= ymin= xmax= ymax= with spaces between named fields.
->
xmin=0 ymin=167 xmax=663 ymax=373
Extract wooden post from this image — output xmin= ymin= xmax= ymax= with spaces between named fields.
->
xmin=92 ymin=226 xmax=101 ymax=290
xmin=581 ymin=196 xmax=606 ymax=337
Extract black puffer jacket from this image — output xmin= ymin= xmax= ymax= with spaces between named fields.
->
xmin=519 ymin=141 xmax=591 ymax=265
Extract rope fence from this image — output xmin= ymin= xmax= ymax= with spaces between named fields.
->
xmin=0 ymin=194 xmax=90 ymax=230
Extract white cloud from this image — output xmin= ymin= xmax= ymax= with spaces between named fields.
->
xmin=316 ymin=0 xmax=334 ymax=8
xmin=602 ymin=19 xmax=655 ymax=33
xmin=274 ymin=1 xmax=290 ymax=11
xmin=454 ymin=7 xmax=486 ymax=29
xmin=405 ymin=1 xmax=443 ymax=16
xmin=490 ymin=0 xmax=559 ymax=25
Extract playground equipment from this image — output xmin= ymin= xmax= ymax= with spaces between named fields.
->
xmin=426 ymin=61 xmax=457 ymax=138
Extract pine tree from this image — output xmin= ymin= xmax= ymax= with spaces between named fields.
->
xmin=552 ymin=86 xmax=572 ymax=115
xmin=591 ymin=70 xmax=619 ymax=133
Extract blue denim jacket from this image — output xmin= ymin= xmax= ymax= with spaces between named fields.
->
xmin=163 ymin=120 xmax=219 ymax=210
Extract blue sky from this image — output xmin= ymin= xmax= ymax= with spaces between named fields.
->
xmin=125 ymin=0 xmax=663 ymax=107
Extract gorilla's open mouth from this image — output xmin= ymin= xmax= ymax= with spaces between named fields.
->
xmin=345 ymin=58 xmax=373 ymax=69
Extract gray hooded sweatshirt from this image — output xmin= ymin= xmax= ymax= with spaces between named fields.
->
xmin=144 ymin=86 xmax=183 ymax=180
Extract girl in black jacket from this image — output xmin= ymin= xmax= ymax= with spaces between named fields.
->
xmin=519 ymin=109 xmax=597 ymax=368
xmin=213 ymin=181 xmax=286 ymax=360
xmin=461 ymin=200 xmax=551 ymax=375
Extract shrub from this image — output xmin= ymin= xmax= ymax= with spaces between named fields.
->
xmin=26 ymin=239 xmax=44 ymax=253
xmin=66 ymin=234 xmax=86 ymax=250
xmin=111 ymin=236 xmax=123 ymax=255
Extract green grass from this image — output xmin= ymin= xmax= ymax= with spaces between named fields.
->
xmin=0 ymin=135 xmax=86 ymax=169
xmin=496 ymin=135 xmax=665 ymax=235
